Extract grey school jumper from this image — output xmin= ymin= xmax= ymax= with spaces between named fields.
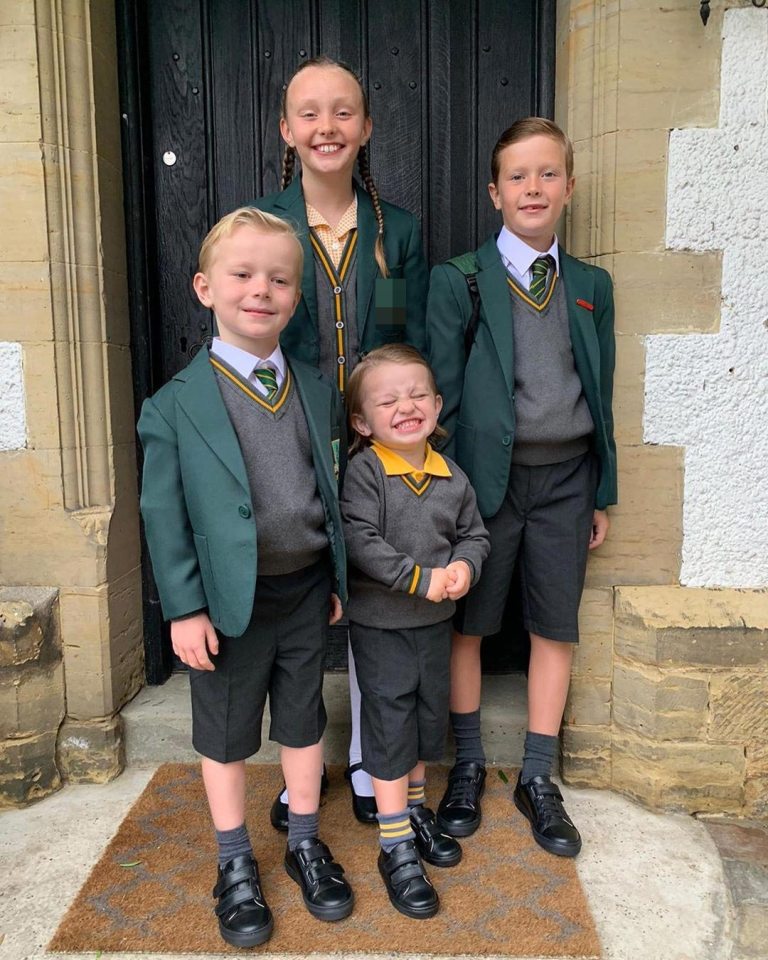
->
xmin=213 ymin=360 xmax=328 ymax=576
xmin=508 ymin=273 xmax=594 ymax=466
xmin=341 ymin=444 xmax=490 ymax=629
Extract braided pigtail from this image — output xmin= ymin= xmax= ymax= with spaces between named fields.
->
xmin=357 ymin=144 xmax=389 ymax=278
xmin=281 ymin=144 xmax=296 ymax=190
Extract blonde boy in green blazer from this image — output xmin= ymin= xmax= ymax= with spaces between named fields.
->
xmin=138 ymin=208 xmax=353 ymax=946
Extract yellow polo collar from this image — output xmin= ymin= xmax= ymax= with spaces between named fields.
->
xmin=370 ymin=442 xmax=452 ymax=479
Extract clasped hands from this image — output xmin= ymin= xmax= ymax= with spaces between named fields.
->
xmin=425 ymin=559 xmax=472 ymax=603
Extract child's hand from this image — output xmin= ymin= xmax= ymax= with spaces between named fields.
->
xmin=445 ymin=560 xmax=472 ymax=600
xmin=329 ymin=593 xmax=343 ymax=625
xmin=589 ymin=509 xmax=610 ymax=549
xmin=426 ymin=568 xmax=452 ymax=603
xmin=171 ymin=612 xmax=219 ymax=671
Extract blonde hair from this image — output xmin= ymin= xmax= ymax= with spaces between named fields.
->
xmin=280 ymin=55 xmax=390 ymax=278
xmin=345 ymin=344 xmax=447 ymax=456
xmin=198 ymin=206 xmax=304 ymax=277
xmin=491 ymin=117 xmax=574 ymax=182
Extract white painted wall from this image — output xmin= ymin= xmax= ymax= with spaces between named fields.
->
xmin=0 ymin=343 xmax=27 ymax=452
xmin=644 ymin=9 xmax=768 ymax=588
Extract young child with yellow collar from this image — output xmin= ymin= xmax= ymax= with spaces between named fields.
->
xmin=340 ymin=344 xmax=489 ymax=919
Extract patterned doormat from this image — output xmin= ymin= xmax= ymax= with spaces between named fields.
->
xmin=49 ymin=763 xmax=600 ymax=957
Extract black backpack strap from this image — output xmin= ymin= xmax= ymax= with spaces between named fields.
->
xmin=447 ymin=252 xmax=481 ymax=359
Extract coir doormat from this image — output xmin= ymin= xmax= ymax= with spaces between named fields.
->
xmin=49 ymin=764 xmax=600 ymax=957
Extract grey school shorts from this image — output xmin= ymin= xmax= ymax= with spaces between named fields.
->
xmin=350 ymin=619 xmax=452 ymax=781
xmin=189 ymin=556 xmax=331 ymax=763
xmin=455 ymin=452 xmax=598 ymax=643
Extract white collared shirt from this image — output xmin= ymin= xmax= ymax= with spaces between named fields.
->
xmin=496 ymin=227 xmax=560 ymax=291
xmin=210 ymin=338 xmax=286 ymax=398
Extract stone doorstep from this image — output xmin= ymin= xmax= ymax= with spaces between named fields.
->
xmin=122 ymin=670 xmax=529 ymax=767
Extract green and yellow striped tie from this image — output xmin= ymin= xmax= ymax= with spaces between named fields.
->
xmin=253 ymin=366 xmax=278 ymax=401
xmin=529 ymin=256 xmax=552 ymax=303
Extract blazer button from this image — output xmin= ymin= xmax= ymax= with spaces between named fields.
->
xmin=239 ymin=504 xmax=251 ymax=518
xmin=502 ymin=435 xmax=511 ymax=446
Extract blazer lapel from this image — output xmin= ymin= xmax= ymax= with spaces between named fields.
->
xmin=175 ymin=349 xmax=250 ymax=492
xmin=276 ymin=179 xmax=318 ymax=329
xmin=355 ymin=183 xmax=378 ymax=343
xmin=476 ymin=236 xmax=515 ymax=397
xmin=559 ymin=248 xmax=600 ymax=395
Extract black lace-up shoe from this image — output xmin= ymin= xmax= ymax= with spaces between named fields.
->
xmin=378 ymin=839 xmax=439 ymax=919
xmin=284 ymin=838 xmax=354 ymax=921
xmin=437 ymin=761 xmax=486 ymax=837
xmin=513 ymin=773 xmax=582 ymax=857
xmin=213 ymin=855 xmax=273 ymax=947
xmin=269 ymin=765 xmax=329 ymax=833
xmin=409 ymin=805 xmax=462 ymax=867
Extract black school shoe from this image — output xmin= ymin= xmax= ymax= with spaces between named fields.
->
xmin=284 ymin=838 xmax=354 ymax=921
xmin=436 ymin=761 xmax=487 ymax=837
xmin=344 ymin=762 xmax=378 ymax=824
xmin=269 ymin=765 xmax=330 ymax=833
xmin=409 ymin=805 xmax=462 ymax=867
xmin=213 ymin=854 xmax=273 ymax=947
xmin=513 ymin=773 xmax=582 ymax=857
xmin=378 ymin=839 xmax=439 ymax=919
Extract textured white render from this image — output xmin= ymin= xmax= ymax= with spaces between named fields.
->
xmin=644 ymin=9 xmax=768 ymax=587
xmin=0 ymin=343 xmax=27 ymax=452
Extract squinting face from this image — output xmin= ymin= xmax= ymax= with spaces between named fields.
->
xmin=193 ymin=227 xmax=301 ymax=356
xmin=488 ymin=134 xmax=574 ymax=251
xmin=352 ymin=362 xmax=443 ymax=459
xmin=280 ymin=65 xmax=372 ymax=181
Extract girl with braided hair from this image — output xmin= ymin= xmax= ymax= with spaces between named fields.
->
xmin=251 ymin=55 xmax=429 ymax=831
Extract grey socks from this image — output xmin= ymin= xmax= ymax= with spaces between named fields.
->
xmin=215 ymin=823 xmax=253 ymax=867
xmin=287 ymin=809 xmax=319 ymax=851
xmin=521 ymin=730 xmax=558 ymax=783
xmin=450 ymin=709 xmax=486 ymax=766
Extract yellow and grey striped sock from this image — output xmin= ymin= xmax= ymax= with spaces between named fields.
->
xmin=377 ymin=809 xmax=415 ymax=853
xmin=407 ymin=778 xmax=426 ymax=808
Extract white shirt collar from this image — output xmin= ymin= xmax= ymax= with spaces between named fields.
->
xmin=210 ymin=338 xmax=286 ymax=383
xmin=496 ymin=226 xmax=560 ymax=278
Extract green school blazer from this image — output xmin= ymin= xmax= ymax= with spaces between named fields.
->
xmin=426 ymin=235 xmax=617 ymax=517
xmin=137 ymin=348 xmax=347 ymax=637
xmin=250 ymin=178 xmax=428 ymax=361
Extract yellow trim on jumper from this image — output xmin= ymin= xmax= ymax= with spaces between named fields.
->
xmin=401 ymin=473 xmax=432 ymax=497
xmin=408 ymin=565 xmax=422 ymax=595
xmin=507 ymin=271 xmax=557 ymax=312
xmin=209 ymin=357 xmax=291 ymax=414
xmin=310 ymin=229 xmax=358 ymax=394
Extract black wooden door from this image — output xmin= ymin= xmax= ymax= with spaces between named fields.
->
xmin=119 ymin=0 xmax=555 ymax=682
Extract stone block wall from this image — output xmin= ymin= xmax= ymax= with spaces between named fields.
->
xmin=565 ymin=586 xmax=768 ymax=816
xmin=0 ymin=588 xmax=63 ymax=805
xmin=612 ymin=587 xmax=767 ymax=815
xmin=557 ymin=0 xmax=768 ymax=816
xmin=0 ymin=0 xmax=142 ymax=804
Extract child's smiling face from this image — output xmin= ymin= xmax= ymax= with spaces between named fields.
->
xmin=488 ymin=134 xmax=575 ymax=252
xmin=280 ymin=65 xmax=372 ymax=182
xmin=351 ymin=361 xmax=443 ymax=464
xmin=193 ymin=226 xmax=301 ymax=356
